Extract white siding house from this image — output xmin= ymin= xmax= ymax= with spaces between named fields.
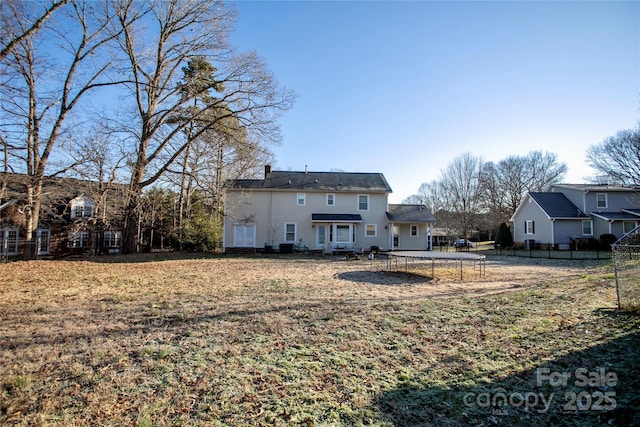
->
xmin=223 ymin=166 xmax=436 ymax=254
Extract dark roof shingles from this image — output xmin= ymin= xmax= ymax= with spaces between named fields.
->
xmin=529 ymin=192 xmax=588 ymax=218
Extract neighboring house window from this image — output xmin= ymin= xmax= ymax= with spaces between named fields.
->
xmin=68 ymin=230 xmax=90 ymax=248
xmin=358 ymin=195 xmax=369 ymax=211
xmin=233 ymin=223 xmax=255 ymax=247
xmin=296 ymin=193 xmax=306 ymax=206
xmin=365 ymin=224 xmax=377 ymax=237
xmin=596 ymin=193 xmax=607 ymax=209
xmin=1 ymin=228 xmax=19 ymax=255
xmin=104 ymin=231 xmax=122 ymax=248
xmin=410 ymin=225 xmax=419 ymax=237
xmin=70 ymin=198 xmax=95 ymax=219
xmin=326 ymin=194 xmax=335 ymax=206
xmin=623 ymin=221 xmax=637 ymax=234
xmin=582 ymin=220 xmax=593 ymax=236
xmin=284 ymin=223 xmax=296 ymax=242
xmin=525 ymin=220 xmax=535 ymax=234
xmin=36 ymin=228 xmax=50 ymax=255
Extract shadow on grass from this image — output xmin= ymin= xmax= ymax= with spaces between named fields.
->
xmin=376 ymin=312 xmax=640 ymax=427
xmin=335 ymin=270 xmax=433 ymax=286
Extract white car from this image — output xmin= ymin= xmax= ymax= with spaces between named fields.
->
xmin=453 ymin=239 xmax=474 ymax=248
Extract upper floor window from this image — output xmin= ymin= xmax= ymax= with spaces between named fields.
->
xmin=582 ymin=220 xmax=593 ymax=236
xmin=70 ymin=196 xmax=95 ymax=219
xmin=358 ymin=195 xmax=369 ymax=211
xmin=296 ymin=193 xmax=306 ymax=206
xmin=596 ymin=193 xmax=607 ymax=209
xmin=410 ymin=225 xmax=419 ymax=237
xmin=326 ymin=193 xmax=335 ymax=206
xmin=525 ymin=220 xmax=535 ymax=234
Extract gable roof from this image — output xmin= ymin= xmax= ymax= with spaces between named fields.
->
xmin=527 ymin=192 xmax=589 ymax=219
xmin=386 ymin=204 xmax=436 ymax=223
xmin=229 ymin=170 xmax=393 ymax=193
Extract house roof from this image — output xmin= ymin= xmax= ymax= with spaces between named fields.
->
xmin=623 ymin=208 xmax=640 ymax=217
xmin=385 ymin=204 xmax=436 ymax=223
xmin=527 ymin=192 xmax=589 ymax=219
xmin=550 ymin=183 xmax=640 ymax=192
xmin=591 ymin=211 xmax=640 ymax=221
xmin=229 ymin=170 xmax=393 ymax=193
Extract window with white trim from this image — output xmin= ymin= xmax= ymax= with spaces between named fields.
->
xmin=623 ymin=221 xmax=637 ymax=234
xmin=284 ymin=223 xmax=296 ymax=242
xmin=525 ymin=220 xmax=535 ymax=234
xmin=582 ymin=220 xmax=593 ymax=236
xmin=68 ymin=230 xmax=90 ymax=248
xmin=1 ymin=228 xmax=19 ymax=255
xmin=326 ymin=193 xmax=335 ymax=206
xmin=70 ymin=197 xmax=95 ymax=219
xmin=104 ymin=231 xmax=122 ymax=248
xmin=336 ymin=224 xmax=351 ymax=243
xmin=296 ymin=193 xmax=306 ymax=206
xmin=365 ymin=224 xmax=377 ymax=237
xmin=358 ymin=194 xmax=369 ymax=211
xmin=36 ymin=228 xmax=50 ymax=255
xmin=233 ymin=223 xmax=255 ymax=247
xmin=410 ymin=225 xmax=419 ymax=237
xmin=596 ymin=193 xmax=607 ymax=209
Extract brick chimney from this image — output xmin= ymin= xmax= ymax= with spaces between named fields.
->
xmin=264 ymin=164 xmax=272 ymax=178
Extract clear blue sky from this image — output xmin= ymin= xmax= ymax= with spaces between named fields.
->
xmin=230 ymin=1 xmax=639 ymax=203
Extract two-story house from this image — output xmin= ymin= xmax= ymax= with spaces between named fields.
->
xmin=223 ymin=166 xmax=436 ymax=254
xmin=1 ymin=174 xmax=124 ymax=258
xmin=510 ymin=184 xmax=640 ymax=249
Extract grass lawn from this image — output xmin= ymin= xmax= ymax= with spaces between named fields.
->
xmin=0 ymin=254 xmax=638 ymax=426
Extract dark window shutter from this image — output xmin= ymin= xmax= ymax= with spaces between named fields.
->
xmin=532 ymin=221 xmax=535 ymax=234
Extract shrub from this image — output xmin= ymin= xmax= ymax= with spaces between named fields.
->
xmin=600 ymin=233 xmax=617 ymax=250
xmin=495 ymin=222 xmax=513 ymax=248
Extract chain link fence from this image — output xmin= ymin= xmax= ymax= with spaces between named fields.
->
xmin=612 ymin=226 xmax=640 ymax=311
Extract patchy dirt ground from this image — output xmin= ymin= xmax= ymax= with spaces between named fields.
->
xmin=257 ymin=254 xmax=610 ymax=302
xmin=1 ymin=253 xmax=633 ymax=427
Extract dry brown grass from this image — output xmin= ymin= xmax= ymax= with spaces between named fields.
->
xmin=1 ymin=254 xmax=638 ymax=426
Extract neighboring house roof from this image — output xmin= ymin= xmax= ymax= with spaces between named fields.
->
xmin=591 ymin=211 xmax=640 ymax=221
xmin=550 ymin=183 xmax=640 ymax=193
xmin=386 ymin=204 xmax=436 ymax=223
xmin=0 ymin=199 xmax=18 ymax=212
xmin=513 ymin=192 xmax=589 ymax=221
xmin=311 ymin=213 xmax=362 ymax=222
xmin=229 ymin=170 xmax=393 ymax=193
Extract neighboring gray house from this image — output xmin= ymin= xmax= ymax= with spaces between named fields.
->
xmin=510 ymin=184 xmax=640 ymax=249
xmin=223 ymin=166 xmax=436 ymax=254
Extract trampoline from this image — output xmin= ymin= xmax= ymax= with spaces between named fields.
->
xmin=386 ymin=250 xmax=486 ymax=280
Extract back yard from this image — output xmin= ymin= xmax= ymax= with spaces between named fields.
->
xmin=1 ymin=254 xmax=638 ymax=426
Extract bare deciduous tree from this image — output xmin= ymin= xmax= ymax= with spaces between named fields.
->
xmin=439 ymin=152 xmax=484 ymax=240
xmin=587 ymin=127 xmax=640 ymax=186
xmin=0 ymin=0 xmax=69 ymax=63
xmin=110 ymin=0 xmax=294 ymax=253
xmin=0 ymin=0 xmax=122 ymax=256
